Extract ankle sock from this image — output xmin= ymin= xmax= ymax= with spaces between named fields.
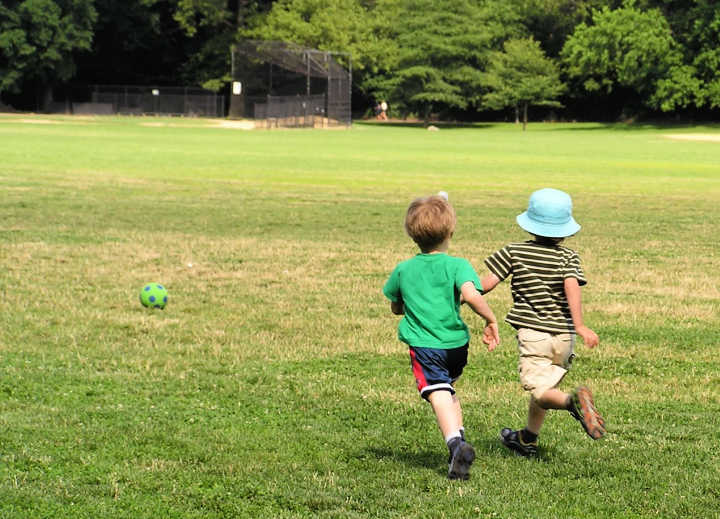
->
xmin=566 ymin=394 xmax=578 ymax=415
xmin=521 ymin=429 xmax=538 ymax=444
xmin=446 ymin=436 xmax=462 ymax=456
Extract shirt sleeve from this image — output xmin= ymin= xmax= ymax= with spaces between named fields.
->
xmin=564 ymin=251 xmax=587 ymax=286
xmin=484 ymin=246 xmax=513 ymax=281
xmin=383 ymin=265 xmax=401 ymax=302
xmin=455 ymin=258 xmax=483 ymax=293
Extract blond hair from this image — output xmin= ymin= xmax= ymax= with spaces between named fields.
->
xmin=405 ymin=195 xmax=456 ymax=252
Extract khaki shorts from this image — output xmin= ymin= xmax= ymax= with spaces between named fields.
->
xmin=516 ymin=328 xmax=575 ymax=400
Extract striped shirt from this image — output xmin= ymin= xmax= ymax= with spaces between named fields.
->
xmin=485 ymin=241 xmax=586 ymax=334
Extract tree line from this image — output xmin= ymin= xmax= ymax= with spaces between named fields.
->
xmin=1 ymin=0 xmax=719 ymax=122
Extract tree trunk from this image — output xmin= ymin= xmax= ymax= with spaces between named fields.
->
xmin=514 ymin=106 xmax=519 ymax=124
xmin=522 ymin=103 xmax=528 ymax=131
xmin=37 ymin=83 xmax=53 ymax=113
xmin=423 ymin=105 xmax=431 ymax=127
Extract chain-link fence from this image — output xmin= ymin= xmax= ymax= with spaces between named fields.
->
xmin=69 ymin=85 xmax=225 ymax=117
xmin=232 ymin=41 xmax=351 ymax=128
xmin=248 ymin=94 xmax=331 ymax=128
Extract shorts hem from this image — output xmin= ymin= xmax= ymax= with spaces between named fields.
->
xmin=420 ymin=383 xmax=455 ymax=401
xmin=525 ymin=368 xmax=568 ymax=400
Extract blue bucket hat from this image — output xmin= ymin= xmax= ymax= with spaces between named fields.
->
xmin=516 ymin=188 xmax=581 ymax=238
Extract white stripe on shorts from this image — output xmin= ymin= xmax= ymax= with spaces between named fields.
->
xmin=420 ymin=383 xmax=454 ymax=398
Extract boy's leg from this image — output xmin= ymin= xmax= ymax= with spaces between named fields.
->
xmin=534 ymin=387 xmax=606 ymax=439
xmin=409 ymin=346 xmax=474 ymax=478
xmin=501 ymin=389 xmax=567 ymax=457
xmin=452 ymin=392 xmax=464 ymax=438
xmin=428 ymin=390 xmax=461 ymax=439
xmin=428 ymin=390 xmax=475 ymax=480
xmin=526 ymin=395 xmax=547 ymax=435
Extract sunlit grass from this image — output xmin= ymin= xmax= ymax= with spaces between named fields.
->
xmin=1 ymin=115 xmax=719 ymax=518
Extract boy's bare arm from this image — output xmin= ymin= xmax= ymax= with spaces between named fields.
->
xmin=480 ymin=273 xmax=500 ymax=293
xmin=460 ymin=281 xmax=500 ymax=350
xmin=564 ymin=277 xmax=599 ymax=348
xmin=460 ymin=273 xmax=500 ymax=304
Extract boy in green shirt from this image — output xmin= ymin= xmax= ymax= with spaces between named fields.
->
xmin=383 ymin=194 xmax=500 ymax=480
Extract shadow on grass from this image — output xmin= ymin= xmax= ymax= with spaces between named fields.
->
xmin=365 ymin=436 xmax=555 ymax=476
xmin=366 ymin=446 xmax=441 ymax=472
xmin=532 ymin=122 xmax=720 ymax=132
xmin=355 ymin=120 xmax=720 ymax=132
xmin=354 ymin=120 xmax=494 ymax=130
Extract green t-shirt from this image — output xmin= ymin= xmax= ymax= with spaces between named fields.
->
xmin=383 ymin=253 xmax=483 ymax=349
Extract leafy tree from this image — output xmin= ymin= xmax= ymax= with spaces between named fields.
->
xmin=245 ymin=0 xmax=380 ymax=74
xmin=639 ymin=0 xmax=720 ymax=110
xmin=515 ymin=0 xmax=610 ymax=57
xmin=369 ymin=0 xmax=523 ymax=123
xmin=682 ymin=2 xmax=720 ymax=108
xmin=173 ymin=1 xmax=274 ymax=92
xmin=73 ymin=0 xmax=192 ymax=87
xmin=0 ymin=0 xmax=96 ymax=109
xmin=561 ymin=5 xmax=700 ymax=113
xmin=482 ymin=38 xmax=565 ymax=130
xmin=244 ymin=0 xmax=402 ymax=116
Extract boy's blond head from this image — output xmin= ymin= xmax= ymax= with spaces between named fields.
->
xmin=405 ymin=195 xmax=456 ymax=252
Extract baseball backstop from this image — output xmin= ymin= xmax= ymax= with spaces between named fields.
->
xmin=231 ymin=41 xmax=351 ymax=128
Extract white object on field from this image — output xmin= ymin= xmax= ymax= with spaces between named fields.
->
xmin=437 ymin=191 xmax=449 ymax=200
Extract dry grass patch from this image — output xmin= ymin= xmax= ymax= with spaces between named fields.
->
xmin=664 ymin=133 xmax=720 ymax=142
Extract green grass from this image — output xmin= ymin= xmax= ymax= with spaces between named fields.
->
xmin=1 ymin=114 xmax=719 ymax=518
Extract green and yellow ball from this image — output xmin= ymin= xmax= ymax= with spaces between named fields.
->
xmin=139 ymin=283 xmax=168 ymax=309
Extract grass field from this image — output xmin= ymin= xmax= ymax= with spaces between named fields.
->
xmin=1 ymin=114 xmax=719 ymax=518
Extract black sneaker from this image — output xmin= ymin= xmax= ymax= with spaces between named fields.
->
xmin=499 ymin=428 xmax=538 ymax=457
xmin=448 ymin=441 xmax=475 ymax=480
xmin=570 ymin=386 xmax=606 ymax=440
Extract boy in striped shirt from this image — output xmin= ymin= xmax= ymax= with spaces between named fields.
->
xmin=481 ymin=188 xmax=605 ymax=457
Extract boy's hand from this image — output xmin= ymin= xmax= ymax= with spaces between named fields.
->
xmin=482 ymin=322 xmax=500 ymax=351
xmin=576 ymin=325 xmax=599 ymax=348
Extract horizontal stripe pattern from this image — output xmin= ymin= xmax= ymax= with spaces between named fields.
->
xmin=485 ymin=241 xmax=586 ymax=333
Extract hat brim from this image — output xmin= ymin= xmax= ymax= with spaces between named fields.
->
xmin=516 ymin=212 xmax=581 ymax=238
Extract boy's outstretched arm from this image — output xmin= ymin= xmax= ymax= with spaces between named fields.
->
xmin=460 ymin=281 xmax=500 ymax=350
xmin=564 ymin=277 xmax=599 ymax=348
xmin=480 ymin=273 xmax=501 ymax=294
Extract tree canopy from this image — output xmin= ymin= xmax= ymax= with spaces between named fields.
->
xmin=1 ymin=0 xmax=719 ymax=120
xmin=0 ymin=0 xmax=96 ymax=107
xmin=483 ymin=38 xmax=565 ymax=130
xmin=561 ymin=5 xmax=699 ymax=112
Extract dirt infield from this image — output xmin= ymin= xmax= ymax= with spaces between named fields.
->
xmin=664 ymin=133 xmax=720 ymax=142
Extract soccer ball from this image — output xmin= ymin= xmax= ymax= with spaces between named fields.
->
xmin=139 ymin=283 xmax=168 ymax=309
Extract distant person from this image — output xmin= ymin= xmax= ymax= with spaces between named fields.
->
xmin=379 ymin=100 xmax=388 ymax=120
xmin=383 ymin=194 xmax=500 ymax=479
xmin=480 ymin=188 xmax=605 ymax=458
xmin=374 ymin=101 xmax=383 ymax=119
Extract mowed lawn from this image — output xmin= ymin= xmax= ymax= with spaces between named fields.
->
xmin=1 ymin=114 xmax=719 ymax=518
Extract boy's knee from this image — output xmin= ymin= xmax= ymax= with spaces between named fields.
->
xmin=533 ymin=391 xmax=553 ymax=409
xmin=533 ymin=388 xmax=569 ymax=410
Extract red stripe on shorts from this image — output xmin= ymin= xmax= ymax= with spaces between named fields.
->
xmin=409 ymin=348 xmax=428 ymax=392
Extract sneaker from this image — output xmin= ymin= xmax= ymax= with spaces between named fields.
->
xmin=499 ymin=428 xmax=538 ymax=457
xmin=570 ymin=386 xmax=606 ymax=439
xmin=448 ymin=441 xmax=475 ymax=480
